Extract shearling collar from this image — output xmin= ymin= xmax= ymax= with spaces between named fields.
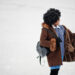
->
xmin=41 ymin=22 xmax=68 ymax=36
xmin=42 ymin=22 xmax=58 ymax=37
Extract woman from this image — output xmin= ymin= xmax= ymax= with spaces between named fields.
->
xmin=40 ymin=8 xmax=75 ymax=75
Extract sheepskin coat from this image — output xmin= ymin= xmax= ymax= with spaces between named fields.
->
xmin=40 ymin=22 xmax=75 ymax=67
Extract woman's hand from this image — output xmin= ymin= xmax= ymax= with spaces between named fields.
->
xmin=49 ymin=38 xmax=56 ymax=52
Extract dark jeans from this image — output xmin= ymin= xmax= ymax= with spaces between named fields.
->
xmin=50 ymin=69 xmax=60 ymax=75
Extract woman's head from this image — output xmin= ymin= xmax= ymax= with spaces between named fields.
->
xmin=43 ymin=8 xmax=61 ymax=27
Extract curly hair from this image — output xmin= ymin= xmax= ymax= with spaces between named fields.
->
xmin=43 ymin=8 xmax=61 ymax=27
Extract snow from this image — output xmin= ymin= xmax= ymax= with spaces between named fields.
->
xmin=0 ymin=0 xmax=75 ymax=75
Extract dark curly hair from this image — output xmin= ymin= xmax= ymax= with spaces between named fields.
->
xmin=43 ymin=8 xmax=61 ymax=27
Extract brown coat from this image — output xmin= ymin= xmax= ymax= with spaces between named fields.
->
xmin=40 ymin=22 xmax=75 ymax=67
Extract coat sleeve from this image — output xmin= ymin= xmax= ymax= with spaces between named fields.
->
xmin=67 ymin=29 xmax=72 ymax=37
xmin=63 ymin=25 xmax=72 ymax=37
xmin=72 ymin=33 xmax=75 ymax=47
xmin=67 ymin=28 xmax=75 ymax=44
xmin=40 ymin=28 xmax=50 ymax=48
xmin=72 ymin=33 xmax=75 ymax=38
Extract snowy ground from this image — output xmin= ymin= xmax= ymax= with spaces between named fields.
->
xmin=0 ymin=0 xmax=75 ymax=75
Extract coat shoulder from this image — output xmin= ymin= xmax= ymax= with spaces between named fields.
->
xmin=62 ymin=24 xmax=67 ymax=30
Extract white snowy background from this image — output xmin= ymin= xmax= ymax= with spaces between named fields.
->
xmin=0 ymin=0 xmax=75 ymax=75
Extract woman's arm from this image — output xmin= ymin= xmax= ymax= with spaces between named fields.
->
xmin=40 ymin=28 xmax=50 ymax=48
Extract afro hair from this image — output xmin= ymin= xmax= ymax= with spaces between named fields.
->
xmin=43 ymin=8 xmax=61 ymax=27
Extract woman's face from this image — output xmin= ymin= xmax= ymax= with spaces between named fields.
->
xmin=54 ymin=19 xmax=60 ymax=26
